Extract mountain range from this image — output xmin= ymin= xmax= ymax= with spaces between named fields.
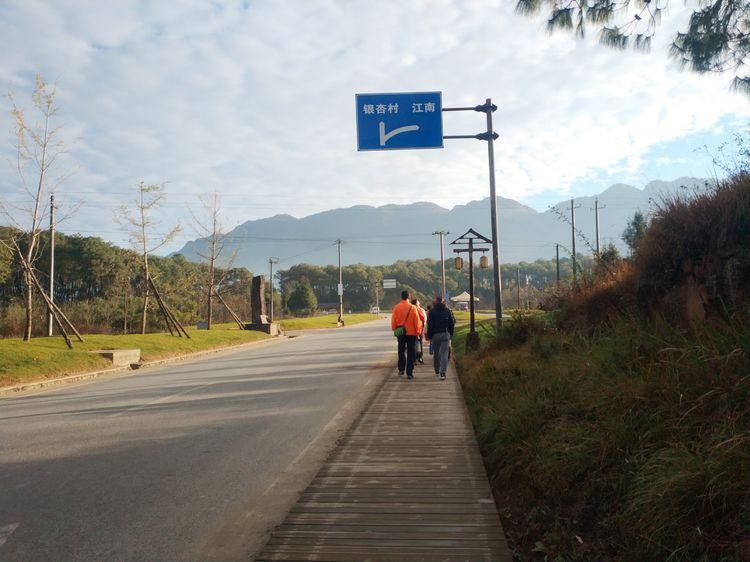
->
xmin=175 ymin=177 xmax=710 ymax=274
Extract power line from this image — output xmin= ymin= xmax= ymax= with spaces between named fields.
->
xmin=277 ymin=242 xmax=337 ymax=264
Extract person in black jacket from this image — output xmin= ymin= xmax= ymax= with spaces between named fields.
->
xmin=426 ymin=296 xmax=455 ymax=380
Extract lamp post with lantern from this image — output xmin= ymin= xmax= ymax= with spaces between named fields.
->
xmin=450 ymin=229 xmax=492 ymax=351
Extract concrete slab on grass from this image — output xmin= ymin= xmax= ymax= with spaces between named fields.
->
xmin=90 ymin=349 xmax=141 ymax=366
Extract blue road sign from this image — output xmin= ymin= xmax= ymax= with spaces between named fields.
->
xmin=356 ymin=92 xmax=443 ymax=151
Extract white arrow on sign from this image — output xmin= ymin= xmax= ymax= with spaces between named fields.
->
xmin=379 ymin=122 xmax=419 ymax=146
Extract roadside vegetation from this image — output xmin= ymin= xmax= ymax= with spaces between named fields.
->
xmin=457 ymin=174 xmax=750 ymax=560
xmin=0 ymin=323 xmax=269 ymax=388
xmin=0 ymin=230 xmax=254 ymax=337
xmin=278 ymin=256 xmax=581 ymax=315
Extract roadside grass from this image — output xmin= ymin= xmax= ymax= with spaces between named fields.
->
xmin=453 ymin=311 xmax=553 ymax=356
xmin=279 ymin=312 xmax=380 ymax=331
xmin=0 ymin=323 xmax=269 ymax=387
xmin=457 ymin=310 xmax=750 ymax=560
xmin=452 ymin=317 xmax=496 ymax=355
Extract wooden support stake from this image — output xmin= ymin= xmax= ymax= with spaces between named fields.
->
xmin=21 ymin=256 xmax=79 ymax=347
xmin=148 ymin=277 xmax=179 ymax=336
xmin=214 ymin=289 xmax=245 ymax=329
xmin=151 ymin=277 xmax=177 ymax=336
xmin=149 ymin=277 xmax=190 ymax=338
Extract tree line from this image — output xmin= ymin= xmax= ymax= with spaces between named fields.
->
xmin=0 ymin=227 xmax=252 ymax=337
xmin=276 ymin=254 xmax=589 ymax=315
xmin=0 ymin=224 xmax=594 ymax=336
xmin=0 ymin=215 xmax=648 ymax=336
xmin=276 ymin=221 xmax=649 ymax=315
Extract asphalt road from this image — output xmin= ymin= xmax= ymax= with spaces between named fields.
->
xmin=0 ymin=318 xmax=394 ymax=561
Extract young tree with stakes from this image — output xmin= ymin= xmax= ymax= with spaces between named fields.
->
xmin=189 ymin=191 xmax=237 ymax=330
xmin=115 ymin=182 xmax=181 ymax=334
xmin=1 ymin=75 xmax=78 ymax=342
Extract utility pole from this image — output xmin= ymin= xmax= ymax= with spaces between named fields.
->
xmin=570 ymin=198 xmax=578 ymax=288
xmin=555 ymin=243 xmax=560 ymax=287
xmin=594 ymin=198 xmax=601 ymax=256
xmin=48 ymin=193 xmax=55 ymax=337
xmin=268 ymin=257 xmax=278 ymax=322
xmin=526 ymin=274 xmax=531 ymax=311
xmin=337 ymin=240 xmax=344 ymax=326
xmin=433 ymin=230 xmax=449 ymax=300
xmin=516 ymin=266 xmax=521 ymax=311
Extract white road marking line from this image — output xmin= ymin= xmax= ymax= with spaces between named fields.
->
xmin=0 ymin=523 xmax=19 ymax=547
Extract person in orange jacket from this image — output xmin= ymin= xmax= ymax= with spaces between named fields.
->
xmin=391 ymin=290 xmax=421 ymax=379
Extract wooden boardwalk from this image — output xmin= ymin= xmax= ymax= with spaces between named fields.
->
xmin=256 ymin=356 xmax=512 ymax=561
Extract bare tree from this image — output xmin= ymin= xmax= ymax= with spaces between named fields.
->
xmin=1 ymin=75 xmax=72 ymax=341
xmin=115 ymin=182 xmax=180 ymax=334
xmin=189 ymin=191 xmax=236 ymax=329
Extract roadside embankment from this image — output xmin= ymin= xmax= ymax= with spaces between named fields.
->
xmin=454 ymin=176 xmax=750 ymax=560
xmin=457 ymin=312 xmax=750 ymax=560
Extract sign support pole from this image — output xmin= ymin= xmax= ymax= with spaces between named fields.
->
xmin=443 ymin=100 xmax=503 ymax=331
xmin=355 ymin=92 xmax=503 ymax=330
xmin=484 ymin=98 xmax=503 ymax=333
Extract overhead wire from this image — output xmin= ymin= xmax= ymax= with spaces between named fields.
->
xmin=277 ymin=241 xmax=338 ymax=264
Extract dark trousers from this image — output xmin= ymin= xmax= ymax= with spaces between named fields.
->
xmin=397 ymin=334 xmax=417 ymax=376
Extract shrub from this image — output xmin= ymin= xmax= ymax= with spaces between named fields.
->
xmin=635 ymin=176 xmax=750 ymax=315
xmin=286 ymin=282 xmax=318 ymax=316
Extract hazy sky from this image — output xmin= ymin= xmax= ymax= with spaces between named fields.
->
xmin=1 ymin=0 xmax=748 ymax=253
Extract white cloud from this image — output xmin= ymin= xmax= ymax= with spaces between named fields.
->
xmin=0 ymin=0 xmax=748 ymax=252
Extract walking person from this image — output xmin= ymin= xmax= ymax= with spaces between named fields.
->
xmin=425 ymin=304 xmax=433 ymax=356
xmin=391 ymin=290 xmax=420 ymax=379
xmin=426 ymin=296 xmax=455 ymax=380
xmin=411 ymin=298 xmax=427 ymax=364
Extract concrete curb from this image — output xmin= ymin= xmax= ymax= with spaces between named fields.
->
xmin=0 ymin=335 xmax=286 ymax=397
